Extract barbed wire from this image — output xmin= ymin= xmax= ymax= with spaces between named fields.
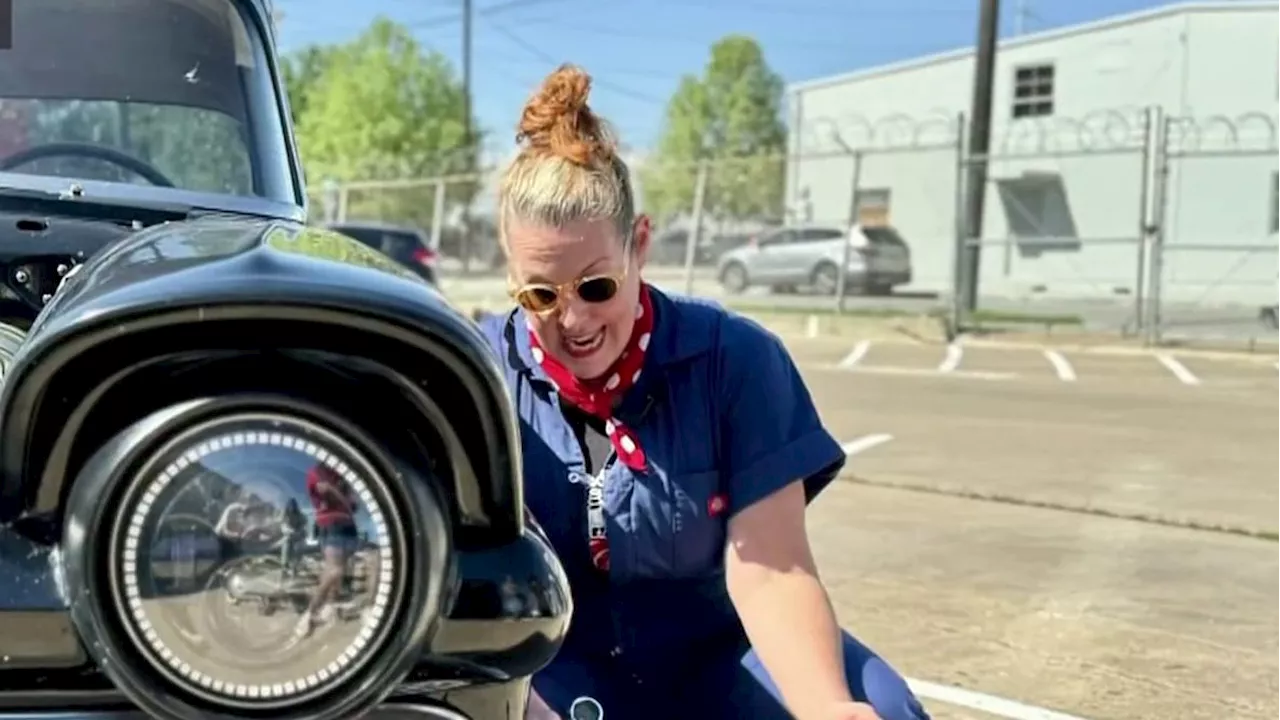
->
xmin=997 ymin=108 xmax=1146 ymax=154
xmin=796 ymin=107 xmax=1280 ymax=157
xmin=1165 ymin=112 xmax=1278 ymax=152
xmin=304 ymin=107 xmax=1278 ymax=196
xmin=798 ymin=111 xmax=961 ymax=153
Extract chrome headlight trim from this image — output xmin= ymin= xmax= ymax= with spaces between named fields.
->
xmin=108 ymin=411 xmax=404 ymax=710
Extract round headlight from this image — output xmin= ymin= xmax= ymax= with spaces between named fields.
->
xmin=107 ymin=412 xmax=403 ymax=710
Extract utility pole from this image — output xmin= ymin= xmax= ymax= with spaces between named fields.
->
xmin=959 ymin=0 xmax=1001 ymax=313
xmin=460 ymin=0 xmax=475 ymax=272
xmin=1013 ymin=0 xmax=1028 ymax=35
xmin=462 ymin=0 xmax=473 ymax=143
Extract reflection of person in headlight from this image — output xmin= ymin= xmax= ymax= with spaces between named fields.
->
xmin=296 ymin=464 xmax=359 ymax=637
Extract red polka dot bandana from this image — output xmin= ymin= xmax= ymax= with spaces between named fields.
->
xmin=528 ymin=284 xmax=654 ymax=472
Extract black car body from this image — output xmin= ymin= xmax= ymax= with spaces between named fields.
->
xmin=0 ymin=1 xmax=569 ymax=719
xmin=323 ymin=221 xmax=441 ymax=287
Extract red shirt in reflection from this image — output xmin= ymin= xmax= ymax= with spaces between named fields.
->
xmin=306 ymin=465 xmax=357 ymax=528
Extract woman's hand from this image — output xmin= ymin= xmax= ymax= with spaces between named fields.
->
xmin=524 ymin=688 xmax=561 ymax=720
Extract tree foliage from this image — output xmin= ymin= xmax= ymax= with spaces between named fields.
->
xmin=280 ymin=45 xmax=336 ymax=128
xmin=288 ymin=17 xmax=480 ymax=227
xmin=639 ymin=35 xmax=788 ymax=223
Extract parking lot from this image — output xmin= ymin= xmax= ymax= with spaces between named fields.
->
xmin=786 ymin=335 xmax=1278 ymax=720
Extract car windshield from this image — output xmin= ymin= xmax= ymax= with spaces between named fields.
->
xmin=862 ymin=226 xmax=907 ymax=247
xmin=0 ymin=0 xmax=295 ymax=205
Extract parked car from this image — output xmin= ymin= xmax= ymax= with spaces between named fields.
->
xmin=703 ymin=232 xmax=760 ymax=264
xmin=715 ymin=224 xmax=913 ymax=295
xmin=650 ymin=225 xmax=776 ymax=267
xmin=649 ymin=227 xmax=700 ymax=265
xmin=324 ymin=220 xmax=441 ymax=287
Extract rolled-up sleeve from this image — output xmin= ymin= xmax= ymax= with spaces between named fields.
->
xmin=716 ymin=316 xmax=846 ymax=517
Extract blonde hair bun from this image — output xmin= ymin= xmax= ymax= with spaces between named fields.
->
xmin=517 ymin=63 xmax=616 ymax=167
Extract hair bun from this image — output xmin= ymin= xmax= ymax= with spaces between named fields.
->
xmin=517 ymin=63 xmax=615 ymax=167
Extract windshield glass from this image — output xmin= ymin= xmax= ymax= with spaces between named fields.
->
xmin=0 ymin=0 xmax=294 ymax=204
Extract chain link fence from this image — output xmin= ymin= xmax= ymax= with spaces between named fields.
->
xmin=1146 ymin=112 xmax=1278 ymax=345
xmin=307 ymin=107 xmax=1277 ymax=347
xmin=953 ymin=109 xmax=1154 ymax=335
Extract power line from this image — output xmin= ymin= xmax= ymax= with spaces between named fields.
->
xmin=404 ymin=0 xmax=577 ymax=31
xmin=634 ymin=0 xmax=966 ymax=16
xmin=276 ymin=0 xmax=577 ymax=36
xmin=493 ymin=16 xmax=959 ymax=52
xmin=481 ymin=17 xmax=669 ymax=106
xmin=474 ymin=43 xmax=676 ymax=81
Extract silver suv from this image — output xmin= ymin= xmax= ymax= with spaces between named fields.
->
xmin=715 ymin=224 xmax=913 ymax=295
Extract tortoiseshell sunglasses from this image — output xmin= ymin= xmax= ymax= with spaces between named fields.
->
xmin=509 ymin=245 xmax=633 ymax=316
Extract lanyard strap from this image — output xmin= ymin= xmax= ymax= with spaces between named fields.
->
xmin=585 ymin=470 xmax=609 ymax=571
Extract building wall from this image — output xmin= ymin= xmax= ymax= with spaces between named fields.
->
xmin=785 ymin=2 xmax=1277 ymax=305
xmin=1161 ymin=6 xmax=1278 ymax=304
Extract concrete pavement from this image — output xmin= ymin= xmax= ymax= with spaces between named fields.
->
xmin=791 ymin=335 xmax=1278 ymax=720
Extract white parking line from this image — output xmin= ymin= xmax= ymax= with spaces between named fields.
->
xmin=906 ymin=678 xmax=1094 ymax=720
xmin=814 ymin=365 xmax=1017 ymax=381
xmin=838 ymin=340 xmax=872 ymax=369
xmin=937 ymin=343 xmax=963 ymax=373
xmin=1156 ymin=353 xmax=1201 ymax=386
xmin=840 ymin=433 xmax=894 ymax=457
xmin=1042 ymin=349 xmax=1077 ymax=382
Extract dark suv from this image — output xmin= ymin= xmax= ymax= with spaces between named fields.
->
xmin=324 ymin=221 xmax=441 ymax=287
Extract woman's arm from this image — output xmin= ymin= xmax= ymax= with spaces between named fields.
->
xmin=726 ymin=481 xmax=878 ymax=720
xmin=711 ymin=314 xmax=881 ymax=720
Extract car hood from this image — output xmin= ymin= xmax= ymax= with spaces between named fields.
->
xmin=30 ymin=216 xmax=446 ymax=341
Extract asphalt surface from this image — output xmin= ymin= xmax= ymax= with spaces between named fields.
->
xmin=785 ymin=334 xmax=1278 ymax=720
xmin=441 ymin=265 xmax=1278 ymax=347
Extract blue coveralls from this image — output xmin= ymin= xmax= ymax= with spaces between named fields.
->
xmin=479 ymin=289 xmax=929 ymax=720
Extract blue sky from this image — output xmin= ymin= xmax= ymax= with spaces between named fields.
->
xmin=272 ymin=0 xmax=1203 ymax=152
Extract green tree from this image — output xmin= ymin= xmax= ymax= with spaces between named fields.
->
xmin=294 ymin=17 xmax=479 ymax=227
xmin=639 ymin=35 xmax=787 ymax=223
xmin=280 ymin=45 xmax=336 ymax=127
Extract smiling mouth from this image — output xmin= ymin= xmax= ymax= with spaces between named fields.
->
xmin=562 ymin=329 xmax=604 ymax=359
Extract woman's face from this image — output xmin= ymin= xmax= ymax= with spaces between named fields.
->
xmin=506 ymin=215 xmax=650 ymax=381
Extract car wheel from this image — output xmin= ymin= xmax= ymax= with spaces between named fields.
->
xmin=0 ymin=321 xmax=27 ymax=381
xmin=719 ymin=263 xmax=749 ymax=294
xmin=811 ymin=262 xmax=839 ymax=295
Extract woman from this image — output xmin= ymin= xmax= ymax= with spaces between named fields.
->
xmin=296 ymin=464 xmax=360 ymax=637
xmin=478 ymin=65 xmax=930 ymax=720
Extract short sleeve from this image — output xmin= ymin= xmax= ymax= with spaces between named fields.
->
xmin=474 ymin=310 xmax=508 ymax=359
xmin=716 ymin=315 xmax=845 ymax=516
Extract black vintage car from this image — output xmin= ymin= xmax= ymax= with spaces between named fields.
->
xmin=0 ymin=1 xmax=570 ymax=719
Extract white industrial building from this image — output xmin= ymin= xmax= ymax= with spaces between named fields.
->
xmin=784 ymin=0 xmax=1278 ymax=308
